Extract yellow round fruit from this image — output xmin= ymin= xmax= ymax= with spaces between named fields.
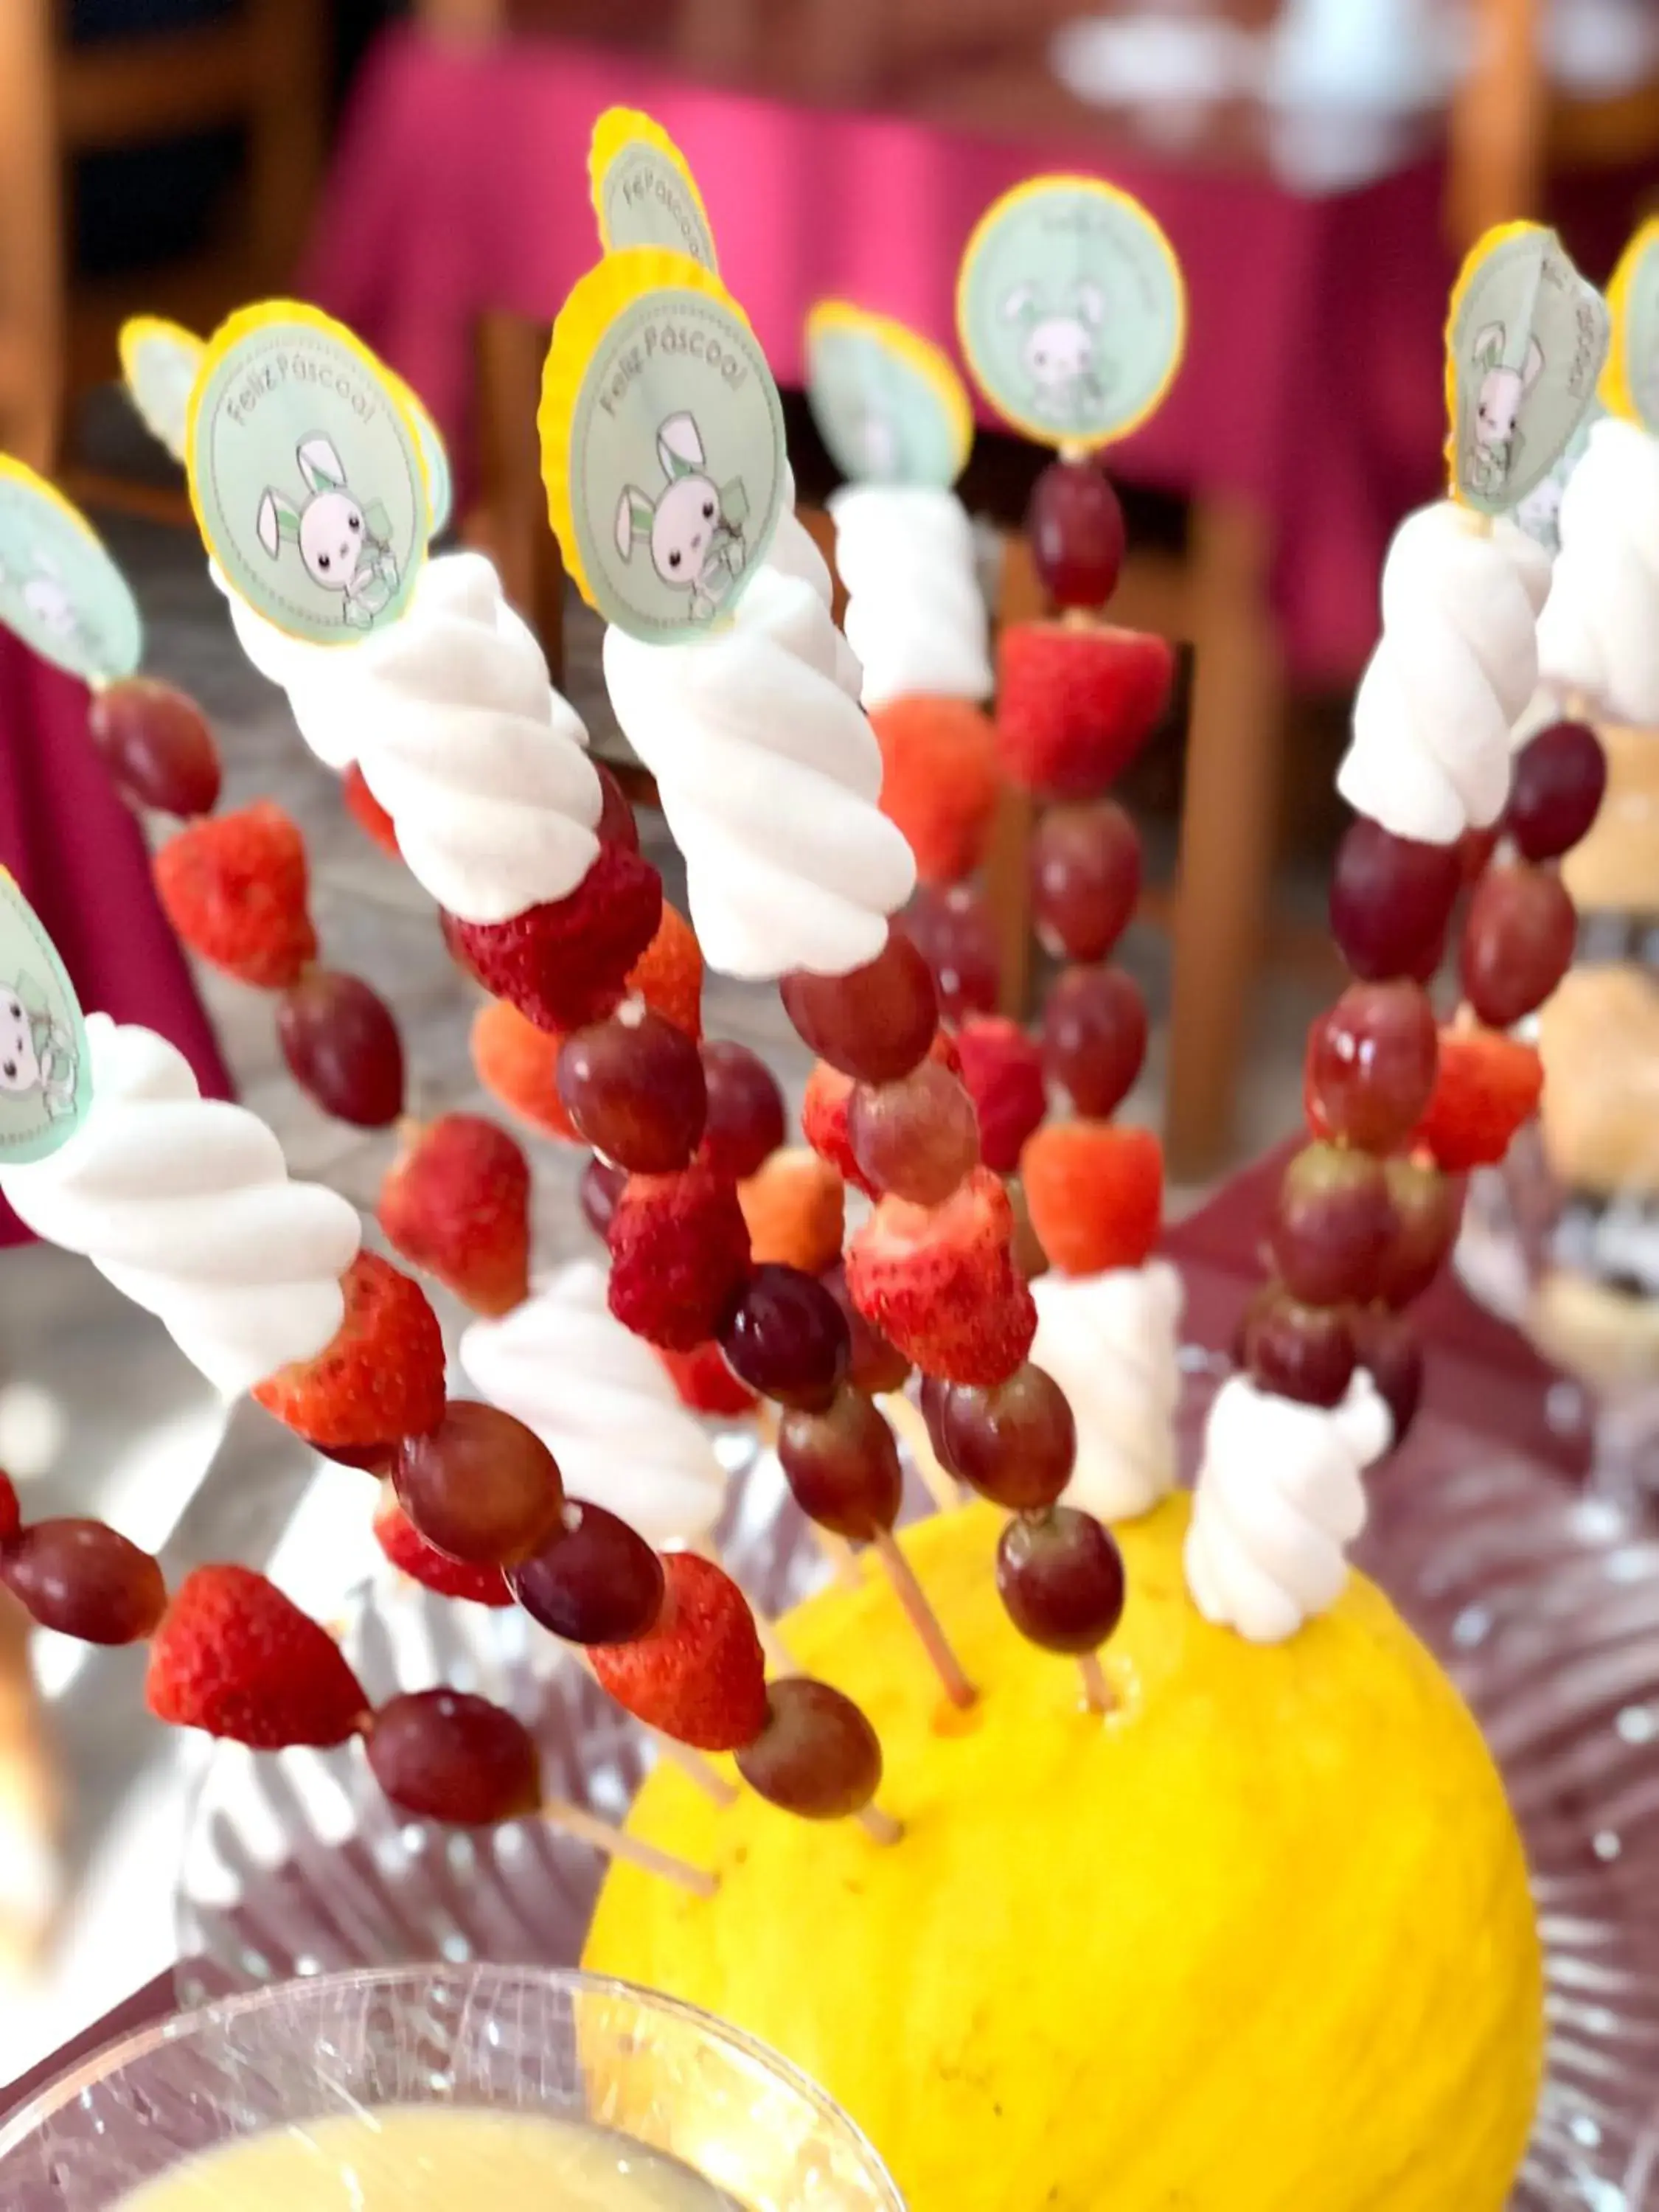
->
xmin=585 ymin=1498 xmax=1543 ymax=2209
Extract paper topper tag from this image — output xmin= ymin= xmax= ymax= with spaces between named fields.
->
xmin=539 ymin=248 xmax=785 ymax=644
xmin=1444 ymin=223 xmax=1609 ymax=516
xmin=1601 ymin=219 xmax=1659 ymax=434
xmin=1513 ymin=399 xmax=1603 ymax=557
xmin=187 ymin=301 xmax=429 ymax=647
xmin=386 ymin=368 xmax=453 ymax=537
xmin=956 ymin=175 xmax=1186 ymax=451
xmin=0 ymin=460 xmax=142 ymax=686
xmin=590 ymin=107 xmax=719 ymax=271
xmin=805 ymin=302 xmax=973 ymax=488
xmin=118 ymin=315 xmax=205 ymax=464
xmin=0 ymin=869 xmax=91 ymax=1164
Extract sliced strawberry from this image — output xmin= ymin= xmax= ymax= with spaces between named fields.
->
xmin=153 ymin=799 xmax=316 ymax=987
xmin=996 ymin=621 xmax=1174 ymax=799
xmin=738 ymin=1146 xmax=845 ymax=1276
xmin=588 ymin=1551 xmax=767 ymax=1751
xmin=846 ymin=1165 xmax=1035 ymax=1386
xmin=341 ymin=762 xmax=400 ymax=858
xmin=471 ymin=998 xmax=579 ymax=1143
xmin=379 ymin=1112 xmax=531 ymax=1317
xmin=442 ymin=843 xmax=662 ymax=1034
xmin=626 ymin=901 xmax=704 ymax=1039
xmin=607 ymin=1164 xmax=751 ymax=1350
xmin=871 ymin=695 xmax=1001 ymax=886
xmin=146 ymin=1563 xmax=368 ymax=1748
xmin=1408 ymin=1028 xmax=1543 ymax=1171
xmin=802 ymin=1061 xmax=875 ymax=1196
xmin=254 ymin=1252 xmax=446 ymax=1452
xmin=1019 ymin=1121 xmax=1163 ymax=1276
xmin=956 ymin=1016 xmax=1048 ymax=1173
xmin=656 ymin=1340 xmax=758 ymax=1419
xmin=0 ymin=1470 xmax=17 ymax=1548
xmin=372 ymin=1489 xmax=512 ymax=1607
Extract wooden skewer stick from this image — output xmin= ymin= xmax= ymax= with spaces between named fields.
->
xmin=880 ymin=1391 xmax=964 ymax=1516
xmin=1077 ymin=1651 xmax=1115 ymax=1716
xmin=754 ymin=1400 xmax=862 ymax=1587
xmin=542 ymin=1796 xmax=718 ymax=1899
xmin=871 ymin=1527 xmax=975 ymax=1710
xmin=688 ymin=1536 xmax=796 ymax=1675
xmin=857 ymin=1802 xmax=903 ymax=1846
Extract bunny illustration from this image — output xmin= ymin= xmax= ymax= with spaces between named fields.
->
xmin=0 ymin=550 xmax=91 ymax=658
xmin=257 ymin=437 xmax=398 ymax=630
xmin=0 ymin=975 xmax=77 ymax=1121
xmin=1469 ymin=323 xmax=1545 ymax=497
xmin=614 ymin=413 xmax=750 ymax=623
xmin=1002 ymin=282 xmax=1109 ymax=428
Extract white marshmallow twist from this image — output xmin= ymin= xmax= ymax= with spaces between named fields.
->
xmin=1537 ymin=414 xmax=1659 ymax=725
xmin=1030 ymin=1261 xmax=1183 ymax=1523
xmin=830 ymin=484 xmax=992 ymax=709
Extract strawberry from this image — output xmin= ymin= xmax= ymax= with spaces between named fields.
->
xmin=626 ymin=901 xmax=703 ymax=1038
xmin=996 ymin=621 xmax=1175 ymax=798
xmin=1020 ymin=1121 xmax=1164 ymax=1276
xmin=442 ymin=842 xmax=662 ymax=1034
xmin=0 ymin=1470 xmax=17 ymax=1547
xmin=607 ymin=1164 xmax=751 ymax=1351
xmin=738 ymin=1146 xmax=845 ymax=1275
xmin=372 ymin=1488 xmax=512 ymax=1607
xmin=153 ymin=799 xmax=317 ymax=988
xmin=802 ymin=1060 xmax=875 ymax=1196
xmin=871 ymin=696 xmax=1001 ymax=886
xmin=341 ymin=762 xmax=400 ymax=858
xmin=588 ymin=1551 xmax=767 ymax=1751
xmin=846 ymin=1166 xmax=1036 ymax=1385
xmin=379 ymin=1113 xmax=530 ymax=1317
xmin=471 ymin=998 xmax=578 ymax=1142
xmin=1408 ymin=1029 xmax=1543 ymax=1171
xmin=657 ymin=1340 xmax=758 ymax=1418
xmin=254 ymin=1251 xmax=446 ymax=1452
xmin=146 ymin=1563 xmax=368 ymax=1748
xmin=956 ymin=1016 xmax=1048 ymax=1172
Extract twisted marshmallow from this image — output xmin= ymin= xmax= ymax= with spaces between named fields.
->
xmin=0 ymin=1017 xmax=361 ymax=1395
xmin=1336 ymin=501 xmax=1551 ymax=843
xmin=1537 ymin=414 xmax=1659 ymax=726
xmin=459 ymin=1262 xmax=727 ymax=1548
xmin=1184 ymin=1371 xmax=1391 ymax=1644
xmin=830 ymin=484 xmax=992 ymax=709
xmin=765 ymin=464 xmax=863 ymax=699
xmin=1030 ymin=1261 xmax=1183 ymax=1522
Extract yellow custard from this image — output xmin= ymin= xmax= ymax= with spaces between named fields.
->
xmin=119 ymin=2105 xmax=735 ymax=2211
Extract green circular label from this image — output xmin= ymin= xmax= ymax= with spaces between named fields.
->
xmin=806 ymin=311 xmax=969 ymax=487
xmin=599 ymin=142 xmax=719 ymax=269
xmin=0 ymin=465 xmax=142 ymax=685
xmin=122 ymin=319 xmax=204 ymax=463
xmin=957 ymin=177 xmax=1185 ymax=450
xmin=189 ymin=307 xmax=428 ymax=646
xmin=0 ymin=872 xmax=91 ymax=1164
xmin=568 ymin=285 xmax=785 ymax=642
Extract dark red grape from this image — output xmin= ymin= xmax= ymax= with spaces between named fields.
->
xmin=1304 ymin=979 xmax=1438 ymax=1155
xmin=1239 ymin=1287 xmax=1356 ymax=1408
xmin=938 ymin=1363 xmax=1075 ymax=1509
xmin=735 ymin=1677 xmax=882 ymax=1818
xmin=700 ymin=1040 xmax=785 ymax=1180
xmin=1041 ymin=964 xmax=1147 ymax=1116
xmin=896 ymin=885 xmax=1000 ymax=1022
xmin=848 ymin=1060 xmax=980 ymax=1204
xmin=394 ymin=1403 xmax=563 ymax=1566
xmin=820 ymin=1260 xmax=911 ymax=1397
xmin=1352 ymin=1307 xmax=1422 ymax=1449
xmin=580 ymin=1155 xmax=627 ymax=1239
xmin=719 ymin=1264 xmax=849 ymax=1411
xmin=1268 ymin=1142 xmax=1394 ymax=1308
xmin=1507 ymin=720 xmax=1606 ymax=862
xmin=1329 ymin=819 xmax=1460 ymax=984
xmin=1376 ymin=1159 xmax=1465 ymax=1309
xmin=90 ymin=676 xmax=221 ymax=817
xmin=557 ymin=1009 xmax=706 ymax=1172
xmin=0 ymin=1470 xmax=17 ymax=1545
xmin=593 ymin=761 xmax=641 ymax=852
xmin=366 ymin=1689 xmax=541 ymax=1825
xmin=1460 ymin=863 xmax=1576 ymax=1029
xmin=508 ymin=1500 xmax=665 ymax=1644
xmin=1 ymin=1518 xmax=164 ymax=1644
xmin=1027 ymin=459 xmax=1125 ymax=611
xmin=919 ymin=1374 xmax=959 ymax=1472
xmin=781 ymin=928 xmax=937 ymax=1082
xmin=777 ymin=1385 xmax=902 ymax=1540
xmin=278 ymin=969 xmax=405 ymax=1127
xmin=1029 ymin=801 xmax=1141 ymax=963
xmin=996 ymin=1506 xmax=1126 ymax=1654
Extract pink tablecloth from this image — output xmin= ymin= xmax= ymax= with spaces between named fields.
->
xmin=302 ymin=27 xmax=1456 ymax=683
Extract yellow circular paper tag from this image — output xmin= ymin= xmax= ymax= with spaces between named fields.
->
xmin=540 ymin=248 xmax=786 ymax=644
xmin=1601 ymin=218 xmax=1659 ymax=434
xmin=956 ymin=175 xmax=1185 ymax=451
xmin=118 ymin=314 xmax=205 ymax=464
xmin=186 ymin=300 xmax=431 ymax=647
xmin=385 ymin=366 xmax=453 ymax=537
xmin=805 ymin=302 xmax=973 ymax=487
xmin=590 ymin=107 xmax=719 ymax=272
xmin=0 ymin=459 xmax=142 ymax=686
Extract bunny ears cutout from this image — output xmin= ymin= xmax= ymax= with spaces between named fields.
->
xmin=613 ymin=412 xmax=710 ymax=559
xmin=256 ymin=436 xmax=349 ymax=557
xmin=1473 ymin=323 xmax=1545 ymax=389
xmin=1001 ymin=280 xmax=1107 ymax=331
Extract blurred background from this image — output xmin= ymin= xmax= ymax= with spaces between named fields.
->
xmin=0 ymin=0 xmax=1655 ymax=2094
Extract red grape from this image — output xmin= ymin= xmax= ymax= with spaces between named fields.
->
xmin=897 ymin=885 xmax=1000 ymax=1022
xmin=90 ymin=676 xmax=221 ymax=817
xmin=777 ymin=1385 xmax=902 ymax=1540
xmin=0 ymin=1518 xmax=164 ymax=1644
xmin=1239 ymin=1287 xmax=1356 ymax=1408
xmin=919 ymin=1374 xmax=959 ymax=1472
xmin=937 ymin=1363 xmax=1075 ymax=1509
xmin=820 ymin=1261 xmax=911 ymax=1396
xmin=593 ymin=761 xmax=640 ymax=852
xmin=557 ymin=1009 xmax=706 ymax=1172
xmin=579 ymin=1155 xmax=627 ymax=1238
xmin=1352 ymin=1306 xmax=1422 ymax=1448
xmin=1304 ymin=979 xmax=1438 ymax=1154
xmin=781 ymin=928 xmax=937 ymax=1082
xmin=366 ymin=1689 xmax=540 ymax=1825
xmin=1005 ymin=1178 xmax=1050 ymax=1281
xmin=1042 ymin=964 xmax=1147 ymax=1116
xmin=1458 ymin=825 xmax=1500 ymax=885
xmin=394 ymin=1403 xmax=563 ymax=1566
xmin=1329 ymin=819 xmax=1460 ymax=984
xmin=1460 ymin=863 xmax=1576 ymax=1029
xmin=508 ymin=1500 xmax=665 ymax=1644
xmin=1377 ymin=1159 xmax=1465 ymax=1308
xmin=735 ymin=1677 xmax=882 ymax=1818
xmin=0 ymin=1470 xmax=17 ymax=1545
xmin=847 ymin=1060 xmax=980 ymax=1205
xmin=1030 ymin=801 xmax=1141 ymax=962
xmin=1268 ymin=1142 xmax=1394 ymax=1308
xmin=1507 ymin=720 xmax=1606 ymax=862
xmin=719 ymin=1264 xmax=849 ymax=1411
xmin=1027 ymin=459 xmax=1125 ymax=611
xmin=278 ymin=969 xmax=405 ymax=1127
xmin=700 ymin=1040 xmax=785 ymax=1180
xmin=996 ymin=1506 xmax=1125 ymax=1654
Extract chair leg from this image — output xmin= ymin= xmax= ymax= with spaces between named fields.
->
xmin=0 ymin=0 xmax=62 ymax=475
xmin=1164 ymin=494 xmax=1284 ymax=1183
xmin=247 ymin=0 xmax=330 ymax=285
xmin=472 ymin=310 xmax=564 ymax=684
